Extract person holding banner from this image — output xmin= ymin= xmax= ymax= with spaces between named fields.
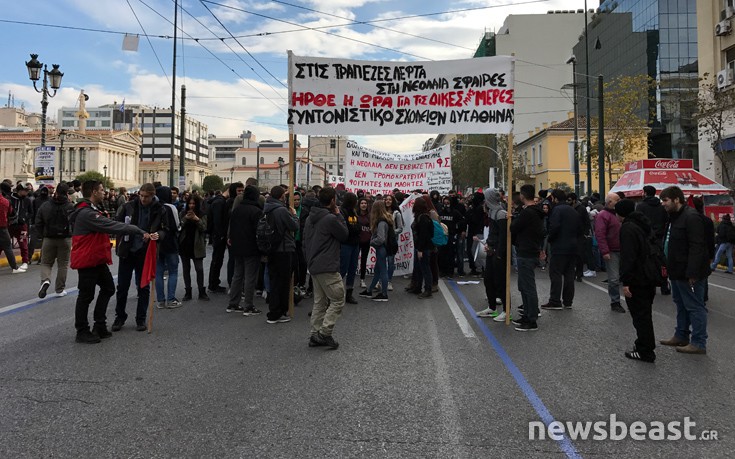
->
xmin=359 ymin=201 xmax=394 ymax=302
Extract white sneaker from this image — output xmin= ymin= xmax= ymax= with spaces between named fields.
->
xmin=168 ymin=299 xmax=182 ymax=309
xmin=12 ymin=268 xmax=25 ymax=274
xmin=583 ymin=270 xmax=597 ymax=278
xmin=360 ymin=279 xmax=366 ymax=288
xmin=387 ymin=282 xmax=393 ymax=291
xmin=493 ymin=311 xmax=508 ymax=322
xmin=156 ymin=301 xmax=167 ymax=309
xmin=56 ymin=290 xmax=68 ymax=297
xmin=495 ymin=298 xmax=502 ymax=306
xmin=476 ymin=307 xmax=495 ymax=317
xmin=20 ymin=263 xmax=28 ymax=270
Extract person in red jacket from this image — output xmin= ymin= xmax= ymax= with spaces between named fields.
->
xmin=68 ymin=180 xmax=148 ymax=344
xmin=0 ymin=184 xmax=23 ymax=273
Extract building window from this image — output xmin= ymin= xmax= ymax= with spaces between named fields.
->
xmin=100 ymin=120 xmax=110 ymax=127
xmin=328 ymin=164 xmax=334 ymax=170
xmin=69 ymin=149 xmax=75 ymax=173
xmin=330 ymin=139 xmax=336 ymax=148
xmin=80 ymin=149 xmax=86 ymax=172
xmin=62 ymin=120 xmax=76 ymax=127
xmin=538 ymin=144 xmax=543 ymax=165
xmin=260 ymin=157 xmax=264 ymax=164
xmin=241 ymin=157 xmax=247 ymax=166
xmin=532 ymin=147 xmax=536 ymax=166
xmin=62 ymin=111 xmax=75 ymax=117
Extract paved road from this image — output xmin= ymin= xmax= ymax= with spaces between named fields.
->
xmin=0 ymin=251 xmax=733 ymax=458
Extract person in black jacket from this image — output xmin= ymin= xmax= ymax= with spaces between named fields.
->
xmin=226 ymin=185 xmax=263 ymax=316
xmin=113 ymin=183 xmax=165 ymax=332
xmin=476 ymin=189 xmax=509 ymax=320
xmin=510 ymin=185 xmax=544 ymax=331
xmin=658 ymin=186 xmax=709 ymax=355
xmin=465 ymin=192 xmax=486 ymax=276
xmin=693 ymin=197 xmax=715 ymax=304
xmin=339 ymin=192 xmax=361 ymax=304
xmin=712 ymin=214 xmax=735 ymax=273
xmin=35 ymin=183 xmax=74 ymax=298
xmin=412 ymin=196 xmax=434 ymax=298
xmin=616 ymin=199 xmax=656 ymax=362
xmin=225 ymin=182 xmax=244 ymax=289
xmin=567 ymin=192 xmax=591 ymax=282
xmin=636 ymin=185 xmax=671 ymax=294
xmin=154 ymin=186 xmax=181 ymax=308
xmin=438 ymin=196 xmax=464 ymax=277
xmin=207 ymin=185 xmax=236 ymax=293
xmin=542 ymin=189 xmax=583 ymax=310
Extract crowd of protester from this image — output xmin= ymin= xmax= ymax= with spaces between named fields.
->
xmin=1 ymin=175 xmax=731 ymax=357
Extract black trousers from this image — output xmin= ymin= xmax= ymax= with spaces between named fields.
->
xmin=484 ymin=255 xmax=507 ymax=310
xmin=627 ymin=284 xmax=656 ymax=356
xmin=267 ymin=252 xmax=293 ymax=320
xmin=295 ymin=240 xmax=307 ymax=287
xmin=208 ymin=236 xmax=227 ymax=289
xmin=75 ymin=264 xmax=116 ymax=331
xmin=549 ymin=253 xmax=576 ymax=306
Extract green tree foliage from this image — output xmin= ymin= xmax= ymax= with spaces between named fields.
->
xmin=590 ymin=74 xmax=653 ymax=187
xmin=202 ymin=175 xmax=224 ymax=193
xmin=73 ymin=171 xmax=114 ymax=190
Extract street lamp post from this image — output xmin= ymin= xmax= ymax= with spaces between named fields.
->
xmin=103 ymin=165 xmax=108 ymax=181
xmin=278 ymin=156 xmax=285 ymax=184
xmin=25 ymin=54 xmax=63 ymax=147
xmin=458 ymin=142 xmax=506 ymax=190
xmin=566 ymin=55 xmax=581 ymax=196
xmin=58 ymin=130 xmax=66 ymax=182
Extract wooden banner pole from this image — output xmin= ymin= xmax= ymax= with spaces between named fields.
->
xmin=147 ymin=283 xmax=155 ymax=334
xmin=505 ymin=132 xmax=514 ymax=325
xmin=288 ymin=133 xmax=297 ymax=318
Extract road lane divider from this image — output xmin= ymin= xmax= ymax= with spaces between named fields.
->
xmin=447 ymin=280 xmax=583 ymax=459
xmin=438 ymin=280 xmax=476 ymax=339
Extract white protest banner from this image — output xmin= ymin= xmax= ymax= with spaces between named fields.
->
xmin=327 ymin=175 xmax=344 ymax=187
xmin=343 ymin=141 xmax=451 ymax=195
xmin=288 ymin=52 xmax=514 ymax=135
xmin=357 ymin=192 xmax=417 ymax=278
xmin=34 ymin=146 xmax=55 ymax=185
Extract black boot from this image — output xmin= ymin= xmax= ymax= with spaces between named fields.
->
xmin=345 ymin=288 xmax=358 ymax=304
xmin=92 ymin=324 xmax=112 ymax=339
xmin=198 ymin=287 xmax=210 ymax=301
xmin=183 ymin=287 xmax=193 ymax=301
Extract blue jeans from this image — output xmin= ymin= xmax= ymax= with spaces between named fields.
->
xmin=340 ymin=244 xmax=360 ymax=288
xmin=387 ymin=254 xmax=396 ymax=281
xmin=671 ymin=278 xmax=708 ymax=349
xmin=712 ymin=242 xmax=734 ymax=272
xmin=368 ymin=245 xmax=389 ymax=296
xmin=517 ymin=257 xmax=539 ymax=321
xmin=155 ymin=252 xmax=179 ymax=302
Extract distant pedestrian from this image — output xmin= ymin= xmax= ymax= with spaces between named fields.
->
xmin=154 ymin=186 xmax=181 ymax=309
xmin=226 ymin=185 xmax=262 ymax=316
xmin=304 ymin=187 xmax=349 ymax=349
xmin=69 ymin=180 xmax=147 ymax=344
xmin=359 ymin=200 xmax=394 ymax=302
xmin=179 ymin=195 xmax=209 ymax=301
xmin=411 ymin=196 xmax=434 ymax=298
xmin=595 ymin=192 xmax=624 ymax=313
xmin=659 ymin=186 xmax=710 ymax=355
xmin=616 ymin=199 xmax=657 ymax=363
xmin=0 ymin=182 xmax=23 ymax=273
xmin=636 ymin=185 xmax=671 ymax=294
xmin=541 ymin=189 xmax=582 ymax=311
xmin=712 ymin=214 xmax=735 ymax=273
xmin=510 ymin=185 xmax=544 ymax=331
xmin=35 ymin=183 xmax=74 ymax=298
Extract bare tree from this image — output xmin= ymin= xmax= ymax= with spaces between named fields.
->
xmin=696 ymin=75 xmax=735 ymax=187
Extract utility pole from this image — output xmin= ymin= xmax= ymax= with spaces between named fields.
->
xmin=598 ymin=75 xmax=605 ymax=196
xmin=169 ymin=0 xmax=178 ymax=187
xmin=179 ymin=84 xmax=186 ymax=189
xmin=584 ymin=0 xmax=592 ymax=195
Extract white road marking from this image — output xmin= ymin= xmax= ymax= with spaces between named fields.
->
xmin=709 ymin=282 xmax=735 ymax=293
xmin=439 ymin=280 xmax=476 ymax=339
xmin=0 ymin=287 xmax=79 ymax=315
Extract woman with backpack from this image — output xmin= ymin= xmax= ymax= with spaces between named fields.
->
xmin=357 ymin=198 xmax=371 ymax=289
xmin=359 ymin=200 xmax=394 ymax=302
xmin=384 ymin=193 xmax=403 ymax=292
xmin=179 ymin=195 xmax=209 ymax=301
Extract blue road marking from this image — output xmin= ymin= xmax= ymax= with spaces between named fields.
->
xmin=448 ymin=280 xmax=582 ymax=459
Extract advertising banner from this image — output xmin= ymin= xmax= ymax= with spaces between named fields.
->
xmin=34 ymin=146 xmax=56 ymax=185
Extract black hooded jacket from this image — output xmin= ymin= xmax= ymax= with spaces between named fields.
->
xmin=619 ymin=211 xmax=653 ymax=287
xmin=228 ymin=186 xmax=263 ymax=257
xmin=155 ymin=186 xmax=180 ymax=254
xmin=636 ymin=196 xmax=669 ymax=242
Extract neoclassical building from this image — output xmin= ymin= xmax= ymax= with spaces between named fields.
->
xmin=0 ymin=130 xmax=141 ymax=188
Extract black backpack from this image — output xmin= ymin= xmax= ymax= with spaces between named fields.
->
xmin=45 ymin=203 xmax=71 ymax=238
xmin=256 ymin=211 xmax=282 ymax=254
xmin=385 ymin=224 xmax=398 ymax=256
xmin=643 ymin=236 xmax=667 ymax=287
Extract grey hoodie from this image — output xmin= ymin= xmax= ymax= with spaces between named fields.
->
xmin=484 ymin=188 xmax=507 ymax=221
xmin=303 ymin=205 xmax=348 ymax=275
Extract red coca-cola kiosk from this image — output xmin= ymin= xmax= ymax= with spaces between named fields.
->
xmin=610 ymin=159 xmax=734 ymax=221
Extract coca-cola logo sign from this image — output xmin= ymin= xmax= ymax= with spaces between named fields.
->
xmin=654 ymin=160 xmax=680 ymax=169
